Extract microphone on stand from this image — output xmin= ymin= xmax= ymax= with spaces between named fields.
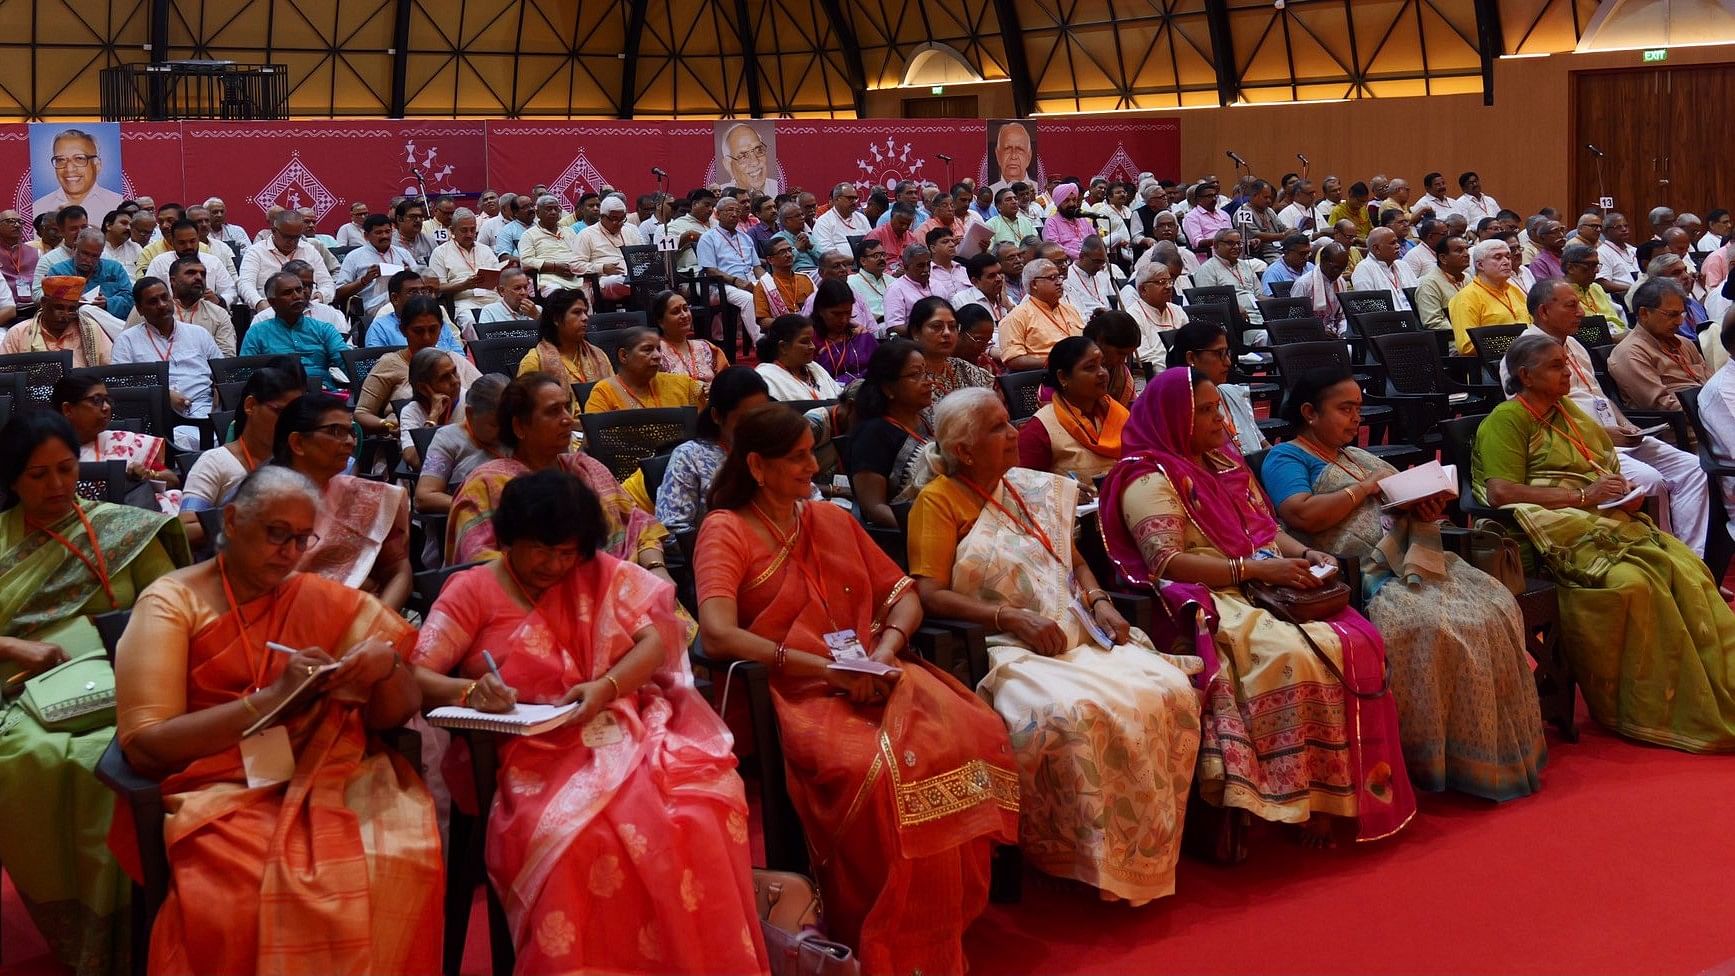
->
xmin=1226 ymin=150 xmax=1247 ymax=167
xmin=936 ymin=153 xmax=953 ymax=163
xmin=650 ymin=166 xmax=668 ymax=177
xmin=1585 ymin=144 xmax=1605 ymax=157
xmin=1297 ymin=153 xmax=1310 ymax=166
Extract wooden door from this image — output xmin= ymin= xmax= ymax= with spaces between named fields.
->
xmin=1571 ymin=68 xmax=1666 ymax=219
xmin=1664 ymin=65 xmax=1735 ymax=219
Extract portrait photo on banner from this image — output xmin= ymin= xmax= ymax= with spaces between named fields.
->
xmin=985 ymin=119 xmax=1039 ymax=193
xmin=713 ymin=120 xmax=782 ymax=197
xmin=28 ymin=122 xmax=126 ymax=222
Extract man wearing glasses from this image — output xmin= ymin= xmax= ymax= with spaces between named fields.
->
xmin=998 ymin=257 xmax=1085 ymax=370
xmin=813 ymin=181 xmax=872 ymax=257
xmin=33 ymin=129 xmax=124 ymax=221
xmin=719 ymin=123 xmax=779 ymax=196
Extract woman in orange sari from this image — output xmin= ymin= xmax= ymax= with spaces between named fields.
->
xmin=111 ymin=465 xmax=441 ymax=976
xmin=1016 ymin=336 xmax=1128 ymax=483
xmin=696 ymin=404 xmax=1019 ymax=976
xmin=414 ymin=470 xmax=767 ymax=974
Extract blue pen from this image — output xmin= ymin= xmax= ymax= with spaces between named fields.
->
xmin=481 ymin=650 xmax=506 ymax=688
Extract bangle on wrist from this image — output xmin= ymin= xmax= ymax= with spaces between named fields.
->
xmin=1577 ymin=487 xmax=1586 ymax=506
xmin=881 ymin=623 xmax=909 ymax=650
xmin=601 ymin=674 xmax=622 ymax=700
xmin=240 ymin=693 xmax=261 ymax=719
xmin=459 ymin=680 xmax=478 ymax=707
xmin=773 ymin=642 xmax=788 ymax=671
xmin=993 ymin=606 xmax=1007 ymax=630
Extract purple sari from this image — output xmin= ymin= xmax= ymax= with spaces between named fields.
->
xmin=813 ymin=330 xmax=878 ymax=386
xmin=1099 ymin=368 xmax=1415 ymax=841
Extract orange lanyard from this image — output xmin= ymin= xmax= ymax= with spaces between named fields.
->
xmin=779 ymin=363 xmax=818 ymax=396
xmin=615 ymin=377 xmax=660 ymax=409
xmin=664 ymin=340 xmax=699 ymax=379
xmin=1075 ymin=268 xmax=1101 ymax=301
xmin=28 ymin=504 xmax=115 ymax=607
xmin=749 ymin=501 xmax=843 ymax=632
xmin=1473 ymin=278 xmax=1518 ymax=320
xmin=1516 ymin=395 xmax=1608 ymax=471
xmin=1056 ymin=395 xmax=1108 ymax=446
xmin=218 ymin=555 xmax=277 ymax=693
xmin=1220 ymin=258 xmax=1246 ymax=286
xmin=1654 ymin=335 xmax=1702 ymax=379
xmin=143 ymin=324 xmax=175 ymax=361
xmin=1563 ymin=350 xmax=1598 ymax=393
xmin=959 ymin=476 xmax=1064 ymax=568
xmin=1296 ymin=436 xmax=1372 ymax=482
xmin=1034 ymin=300 xmax=1073 ymax=337
xmin=885 ymin=415 xmax=930 ymax=444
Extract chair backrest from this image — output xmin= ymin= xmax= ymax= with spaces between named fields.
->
xmin=1575 ymin=315 xmax=1613 ymax=349
xmin=1183 ymin=285 xmax=1237 ymax=309
xmin=1402 ymin=286 xmax=1419 ymax=310
xmin=0 ymin=371 xmax=25 ymax=423
xmin=1271 ymin=340 xmax=1356 ymax=384
xmin=1439 ymin=414 xmax=1486 ymax=500
xmin=0 ymin=390 xmax=11 ymax=427
xmin=1268 ymin=280 xmax=1294 ymax=298
xmin=340 ymin=346 xmax=397 ymax=397
xmin=1370 ymin=331 xmax=1448 ymax=394
xmin=578 ymin=407 xmax=699 ymax=482
xmin=1339 ymin=289 xmax=1396 ymax=318
xmin=585 ymin=331 xmax=633 ymax=371
xmin=77 ymin=361 xmax=169 ymax=392
xmin=1244 ymin=448 xmax=1270 ymax=481
xmin=1265 ymin=316 xmax=1334 ymax=346
xmin=996 ymin=369 xmax=1046 ymax=423
xmin=470 ymin=336 xmax=537 ymax=377
xmin=1676 ymin=387 xmax=1718 ymax=463
xmin=1467 ymin=324 xmax=1531 ymax=382
xmin=1182 ymin=301 xmax=1232 ymax=331
xmin=589 ymin=310 xmax=648 ymax=333
xmin=77 ymin=460 xmax=130 ymax=504
xmin=109 ymin=387 xmax=170 ymax=439
xmin=641 ymin=451 xmax=674 ymax=506
xmin=0 ymin=349 xmax=74 ymax=407
xmin=408 ymin=425 xmax=438 ymax=470
xmin=1256 ymin=296 xmax=1311 ymax=323
xmin=572 ymin=381 xmax=597 ymax=410
xmin=1350 ymin=308 xmax=1422 ymax=341
xmin=408 ymin=560 xmax=483 ymax=618
xmin=92 ymin=609 xmax=132 ymax=663
xmin=621 ymin=244 xmax=668 ymax=286
xmin=208 ymin=354 xmax=284 ymax=388
xmin=471 ymin=318 xmax=540 ymax=342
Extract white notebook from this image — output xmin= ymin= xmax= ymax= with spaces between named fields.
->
xmin=1377 ymin=460 xmax=1458 ymax=510
xmin=427 ymin=702 xmax=578 ymax=736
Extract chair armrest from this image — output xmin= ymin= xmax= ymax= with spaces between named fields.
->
xmin=1106 ymin=591 xmax=1153 ymax=635
xmin=921 ymin=617 xmax=990 ymax=685
xmin=1624 ymin=409 xmax=1690 ymax=448
xmin=95 ymin=738 xmax=170 ymax=906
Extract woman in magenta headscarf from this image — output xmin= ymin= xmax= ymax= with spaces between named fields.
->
xmin=1098 ymin=367 xmax=1415 ymax=848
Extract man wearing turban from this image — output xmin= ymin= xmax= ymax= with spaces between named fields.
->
xmin=0 ymin=274 xmax=112 ymax=365
xmin=1042 ymin=183 xmax=1095 ymax=261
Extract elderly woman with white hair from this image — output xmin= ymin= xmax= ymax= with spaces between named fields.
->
xmin=427 ymin=205 xmax=504 ymax=324
xmin=908 ymin=387 xmax=1201 ymax=905
xmin=1118 ymin=259 xmax=1189 ymax=369
xmin=998 ymin=256 xmax=1086 ymax=370
xmin=113 ymin=464 xmax=440 ymax=973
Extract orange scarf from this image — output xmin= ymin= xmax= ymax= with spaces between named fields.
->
xmin=1053 ymin=394 xmax=1128 ymax=458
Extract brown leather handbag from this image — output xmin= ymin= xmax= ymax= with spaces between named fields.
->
xmin=1243 ymin=577 xmax=1351 ymax=623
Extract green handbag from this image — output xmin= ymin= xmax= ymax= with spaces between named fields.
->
xmin=19 ymin=651 xmax=116 ymax=733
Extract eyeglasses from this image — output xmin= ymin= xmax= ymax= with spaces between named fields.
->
xmin=51 ymin=154 xmax=97 ymax=169
xmin=1196 ymin=347 xmax=1232 ymax=360
xmin=309 ymin=422 xmax=356 ymax=442
xmin=79 ymin=394 xmax=113 ymax=408
xmin=262 ymin=524 xmax=320 ymax=551
xmin=1032 ymin=274 xmax=1064 ymax=284
xmin=727 ymin=144 xmax=768 ymax=164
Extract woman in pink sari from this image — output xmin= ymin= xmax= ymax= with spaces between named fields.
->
xmin=1099 ymin=367 xmax=1415 ymax=848
xmin=414 ymin=469 xmax=766 ymax=974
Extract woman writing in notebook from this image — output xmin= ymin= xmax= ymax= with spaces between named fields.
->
xmin=1257 ymin=366 xmax=1544 ymax=802
xmin=112 ymin=465 xmax=440 ymax=974
xmin=414 ymin=470 xmax=767 ymax=975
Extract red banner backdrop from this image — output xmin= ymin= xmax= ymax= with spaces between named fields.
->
xmin=1 ymin=117 xmax=1179 ymax=235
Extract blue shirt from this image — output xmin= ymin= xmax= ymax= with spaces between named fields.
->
xmin=696 ymin=226 xmax=760 ymax=279
xmin=1258 ymin=441 xmax=1329 ymax=508
xmin=876 ymin=206 xmax=929 ymax=228
xmin=365 ymin=310 xmax=465 ymax=353
xmin=239 ymin=314 xmax=349 ymax=392
xmin=494 ymin=220 xmax=531 ymax=258
xmin=1260 ymin=260 xmax=1312 ymax=296
xmin=45 ymin=257 xmax=135 ymax=321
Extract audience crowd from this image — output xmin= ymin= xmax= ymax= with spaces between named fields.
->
xmin=4 ymin=160 xmax=1735 ymax=976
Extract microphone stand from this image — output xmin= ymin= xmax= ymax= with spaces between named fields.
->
xmin=1592 ymin=149 xmax=1609 ymax=216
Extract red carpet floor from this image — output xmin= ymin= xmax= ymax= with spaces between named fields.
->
xmin=5 ymin=706 xmax=1733 ymax=976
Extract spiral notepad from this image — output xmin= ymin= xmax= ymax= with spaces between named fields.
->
xmin=427 ymin=702 xmax=578 ymax=736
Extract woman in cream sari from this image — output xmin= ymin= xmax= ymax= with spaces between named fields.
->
xmin=1261 ymin=366 xmax=1545 ymax=801
xmin=909 ymin=389 xmax=1200 ymax=905
xmin=1101 ymin=367 xmax=1416 ymax=846
xmin=0 ymin=412 xmax=188 ymax=976
xmin=1474 ymin=334 xmax=1735 ymax=752
xmin=112 ymin=465 xmax=440 ymax=975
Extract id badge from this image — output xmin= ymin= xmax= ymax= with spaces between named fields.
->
xmin=240 ymin=725 xmax=295 ymax=789
xmin=824 ymin=629 xmax=869 ymax=661
xmin=581 ymin=712 xmax=625 ymax=748
xmin=1593 ymin=397 xmax=1611 ymax=418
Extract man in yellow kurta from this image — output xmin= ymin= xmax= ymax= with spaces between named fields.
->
xmin=1448 ymin=238 xmax=1531 ymax=354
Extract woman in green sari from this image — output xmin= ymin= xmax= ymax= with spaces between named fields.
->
xmin=1473 ymin=334 xmax=1735 ymax=752
xmin=0 ymin=410 xmax=189 ymax=974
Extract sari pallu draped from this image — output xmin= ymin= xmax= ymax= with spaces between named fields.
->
xmin=108 ymin=572 xmax=441 ymax=976
xmin=446 ymin=453 xmax=665 ymax=567
xmin=0 ymin=501 xmax=186 ymax=976
xmin=945 ymin=469 xmax=1202 ymax=904
xmin=695 ymin=502 xmax=1019 ymax=976
xmin=298 ymin=474 xmax=408 ymax=589
xmin=1275 ymin=444 xmax=1546 ymax=802
xmin=1472 ymin=398 xmax=1735 ymax=752
xmin=414 ymin=557 xmax=767 ymax=975
xmin=1098 ymin=368 xmax=1415 ymax=842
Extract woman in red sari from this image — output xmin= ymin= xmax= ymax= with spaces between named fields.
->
xmin=112 ymin=465 xmax=441 ymax=975
xmin=414 ymin=469 xmax=767 ymax=974
xmin=696 ymin=404 xmax=1019 ymax=976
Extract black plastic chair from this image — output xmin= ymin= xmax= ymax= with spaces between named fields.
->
xmin=1575 ymin=315 xmax=1614 ymax=350
xmin=589 ymin=310 xmax=648 ymax=332
xmin=89 ymin=609 xmax=162 ymax=976
xmin=339 ymin=346 xmax=397 ymax=400
xmin=0 ymin=349 xmax=72 ymax=407
xmin=1339 ymin=288 xmax=1396 ymax=319
xmin=470 ymin=318 xmax=539 ymax=342
xmin=1369 ymin=331 xmax=1496 ymax=448
xmin=1674 ymin=388 xmax=1735 ymax=581
xmin=1265 ymin=316 xmax=1336 ymax=346
xmin=578 ymin=407 xmax=698 ymax=483
xmin=584 ymin=331 xmax=633 ymax=372
xmin=641 ymin=451 xmax=674 ymax=507
xmin=996 ymin=369 xmax=1046 ymax=425
xmin=620 ymin=244 xmax=671 ymax=307
xmin=469 ymin=336 xmax=536 ymax=378
xmin=1267 ymin=280 xmax=1294 ymax=298
xmin=1256 ymin=296 xmax=1311 ymax=323
xmin=1467 ymin=324 xmax=1532 ymax=383
xmin=77 ymin=461 xmax=131 ymax=503
xmin=208 ymin=354 xmax=284 ymax=389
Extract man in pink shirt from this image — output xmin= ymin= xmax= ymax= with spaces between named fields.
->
xmin=1181 ymin=182 xmax=1232 ymax=261
xmin=1041 ymin=183 xmax=1093 ymax=260
xmin=864 ymin=203 xmax=919 ymax=275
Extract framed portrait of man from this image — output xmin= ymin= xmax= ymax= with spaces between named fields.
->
xmin=984 ymin=119 xmax=1038 ymax=193
xmin=29 ymin=123 xmax=126 ymax=222
xmin=712 ymin=120 xmax=781 ymax=197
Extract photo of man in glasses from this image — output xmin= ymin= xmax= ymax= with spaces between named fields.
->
xmin=713 ymin=121 xmax=781 ymax=196
xmin=30 ymin=125 xmax=126 ymax=222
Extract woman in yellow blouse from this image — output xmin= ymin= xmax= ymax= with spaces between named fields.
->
xmin=584 ymin=325 xmax=705 ymax=413
xmin=516 ymin=288 xmax=613 ymax=413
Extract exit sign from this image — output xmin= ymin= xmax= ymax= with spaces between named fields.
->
xmin=1643 ymin=48 xmax=1669 ymax=62
xmin=931 ymin=86 xmax=945 ymax=95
